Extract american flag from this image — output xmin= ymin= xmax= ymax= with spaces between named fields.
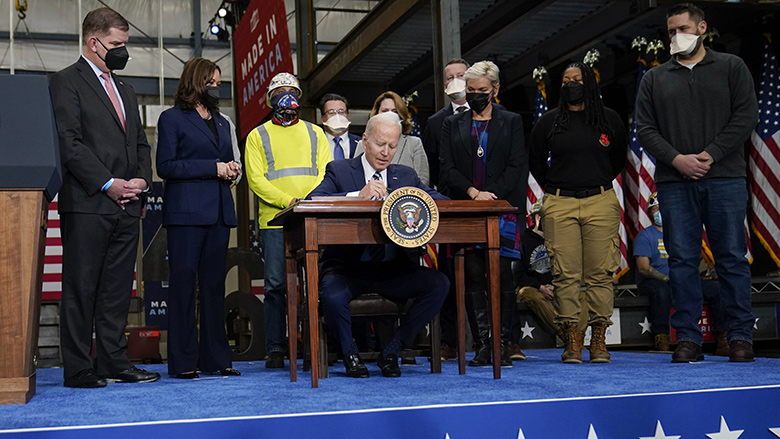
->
xmin=612 ymin=174 xmax=630 ymax=281
xmin=624 ymin=62 xmax=656 ymax=239
xmin=526 ymin=86 xmax=547 ymax=226
xmin=748 ymin=40 xmax=780 ymax=268
xmin=43 ymin=195 xmax=137 ymax=300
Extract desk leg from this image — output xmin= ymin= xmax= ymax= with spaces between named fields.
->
xmin=487 ymin=246 xmax=501 ymax=380
xmin=454 ymin=249 xmax=466 ymax=375
xmin=430 ymin=313 xmax=441 ymax=373
xmin=286 ymin=257 xmax=298 ymax=383
xmin=305 ymin=250 xmax=321 ymax=387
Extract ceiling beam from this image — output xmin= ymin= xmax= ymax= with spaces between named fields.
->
xmin=389 ymin=0 xmax=551 ymax=98
xmin=304 ymin=0 xmax=428 ymax=102
xmin=500 ymin=1 xmax=657 ymax=90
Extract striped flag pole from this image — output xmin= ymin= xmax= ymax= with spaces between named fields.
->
xmin=748 ymin=36 xmax=780 ymax=271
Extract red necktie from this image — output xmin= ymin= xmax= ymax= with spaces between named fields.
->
xmin=100 ymin=72 xmax=126 ymax=131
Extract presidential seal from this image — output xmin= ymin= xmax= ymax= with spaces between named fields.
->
xmin=380 ymin=186 xmax=440 ymax=248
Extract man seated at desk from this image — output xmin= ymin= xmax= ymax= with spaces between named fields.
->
xmin=306 ymin=112 xmax=450 ymax=378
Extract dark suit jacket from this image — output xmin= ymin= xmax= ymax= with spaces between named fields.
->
xmin=306 ymin=158 xmax=447 ymax=274
xmin=347 ymin=132 xmax=361 ymax=159
xmin=307 ymin=157 xmax=447 ymax=201
xmin=439 ymin=106 xmax=527 ymax=209
xmin=422 ymin=105 xmax=453 ymax=189
xmin=155 ymin=106 xmax=238 ymax=227
xmin=422 ymin=103 xmax=505 ymax=189
xmin=49 ymin=57 xmax=152 ymax=217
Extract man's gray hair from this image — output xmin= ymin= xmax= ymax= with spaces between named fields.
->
xmin=464 ymin=60 xmax=500 ymax=88
xmin=365 ymin=111 xmax=402 ymax=138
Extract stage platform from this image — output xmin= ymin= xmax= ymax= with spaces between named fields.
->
xmin=1 ymin=349 xmax=779 ymax=438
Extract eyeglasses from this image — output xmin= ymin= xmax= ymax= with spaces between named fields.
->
xmin=324 ymin=109 xmax=348 ymax=116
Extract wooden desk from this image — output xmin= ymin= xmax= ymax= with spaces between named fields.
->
xmin=270 ymin=199 xmax=513 ymax=388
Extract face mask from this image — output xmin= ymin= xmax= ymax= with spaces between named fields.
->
xmin=670 ymin=32 xmax=699 ymax=57
xmin=96 ymin=38 xmax=129 ymax=71
xmin=560 ymin=82 xmax=584 ymax=105
xmin=323 ymin=114 xmax=351 ymax=135
xmin=270 ymin=91 xmax=300 ymax=126
xmin=465 ymin=92 xmax=491 ymax=114
xmin=203 ymin=86 xmax=220 ymax=109
xmin=445 ymin=78 xmax=466 ymax=100
xmin=653 ymin=211 xmax=663 ymax=227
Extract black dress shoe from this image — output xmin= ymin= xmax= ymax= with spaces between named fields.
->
xmin=672 ymin=340 xmax=704 ymax=363
xmin=104 ymin=367 xmax=161 ymax=383
xmin=468 ymin=345 xmax=491 ymax=367
xmin=266 ymin=352 xmax=285 ymax=369
xmin=64 ymin=369 xmax=107 ymax=388
xmin=729 ymin=340 xmax=755 ymax=362
xmin=175 ymin=371 xmax=199 ymax=379
xmin=220 ymin=368 xmax=241 ymax=376
xmin=377 ymin=353 xmax=401 ymax=378
xmin=344 ymin=353 xmax=369 ymax=378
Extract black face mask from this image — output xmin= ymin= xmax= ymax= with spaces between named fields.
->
xmin=203 ymin=86 xmax=220 ymax=109
xmin=560 ymin=82 xmax=584 ymax=105
xmin=96 ymin=38 xmax=129 ymax=71
xmin=466 ymin=92 xmax=491 ymax=114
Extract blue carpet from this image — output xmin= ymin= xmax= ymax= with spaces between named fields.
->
xmin=1 ymin=349 xmax=780 ymax=438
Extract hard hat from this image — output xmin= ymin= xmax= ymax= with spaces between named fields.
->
xmin=266 ymin=72 xmax=302 ymax=106
xmin=647 ymin=192 xmax=659 ymax=214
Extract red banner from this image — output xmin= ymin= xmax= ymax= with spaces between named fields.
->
xmin=233 ymin=0 xmax=294 ymax=138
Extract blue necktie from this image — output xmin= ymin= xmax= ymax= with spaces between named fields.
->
xmin=333 ymin=137 xmax=345 ymax=160
xmin=372 ymin=171 xmax=381 ymax=182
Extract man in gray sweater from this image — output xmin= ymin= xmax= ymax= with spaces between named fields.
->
xmin=636 ymin=2 xmax=758 ymax=363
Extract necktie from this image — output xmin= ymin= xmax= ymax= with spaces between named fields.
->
xmin=333 ymin=137 xmax=345 ymax=160
xmin=100 ymin=72 xmax=125 ymax=131
xmin=456 ymin=106 xmax=467 ymax=113
xmin=364 ymin=170 xmax=387 ymax=262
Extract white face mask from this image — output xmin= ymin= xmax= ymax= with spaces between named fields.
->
xmin=323 ymin=114 xmax=351 ymax=134
xmin=670 ymin=33 xmax=699 ymax=56
xmin=445 ymin=78 xmax=466 ymax=100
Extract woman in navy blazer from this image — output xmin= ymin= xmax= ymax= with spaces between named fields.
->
xmin=156 ymin=58 xmax=241 ymax=378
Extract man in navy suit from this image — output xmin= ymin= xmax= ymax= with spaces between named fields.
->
xmin=319 ymin=93 xmax=361 ymax=160
xmin=307 ymin=112 xmax=450 ymax=378
xmin=422 ymin=58 xmax=470 ymax=190
xmin=49 ymin=7 xmax=159 ymax=388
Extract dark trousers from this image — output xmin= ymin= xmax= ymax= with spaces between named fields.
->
xmin=320 ymin=262 xmax=449 ymax=355
xmin=60 ymin=212 xmax=137 ymax=379
xmin=166 ymin=222 xmax=232 ymax=375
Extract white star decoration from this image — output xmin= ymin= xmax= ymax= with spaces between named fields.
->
xmin=521 ymin=321 xmax=536 ymax=339
xmin=587 ymin=424 xmax=599 ymax=439
xmin=640 ymin=421 xmax=681 ymax=439
xmin=706 ymin=416 xmax=744 ymax=439
xmin=517 ymin=428 xmax=526 ymax=439
xmin=770 ymin=427 xmax=780 ymax=437
xmin=639 ymin=316 xmax=652 ymax=334
xmin=754 ymin=318 xmax=759 ymax=330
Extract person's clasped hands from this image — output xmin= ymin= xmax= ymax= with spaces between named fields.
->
xmin=217 ymin=160 xmax=241 ymax=181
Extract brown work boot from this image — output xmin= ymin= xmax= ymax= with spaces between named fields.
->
xmin=714 ymin=332 xmax=729 ymax=357
xmin=555 ymin=325 xmax=568 ymax=346
xmin=654 ymin=333 xmax=670 ymax=352
xmin=589 ymin=322 xmax=611 ymax=363
xmin=508 ymin=342 xmax=526 ymax=361
xmin=561 ymin=323 xmax=582 ymax=364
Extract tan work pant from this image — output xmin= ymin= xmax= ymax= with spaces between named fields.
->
xmin=541 ymin=189 xmax=620 ymax=326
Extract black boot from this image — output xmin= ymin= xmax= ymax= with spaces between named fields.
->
xmin=466 ymin=291 xmax=491 ymax=367
xmin=499 ymin=291 xmax=516 ymax=367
